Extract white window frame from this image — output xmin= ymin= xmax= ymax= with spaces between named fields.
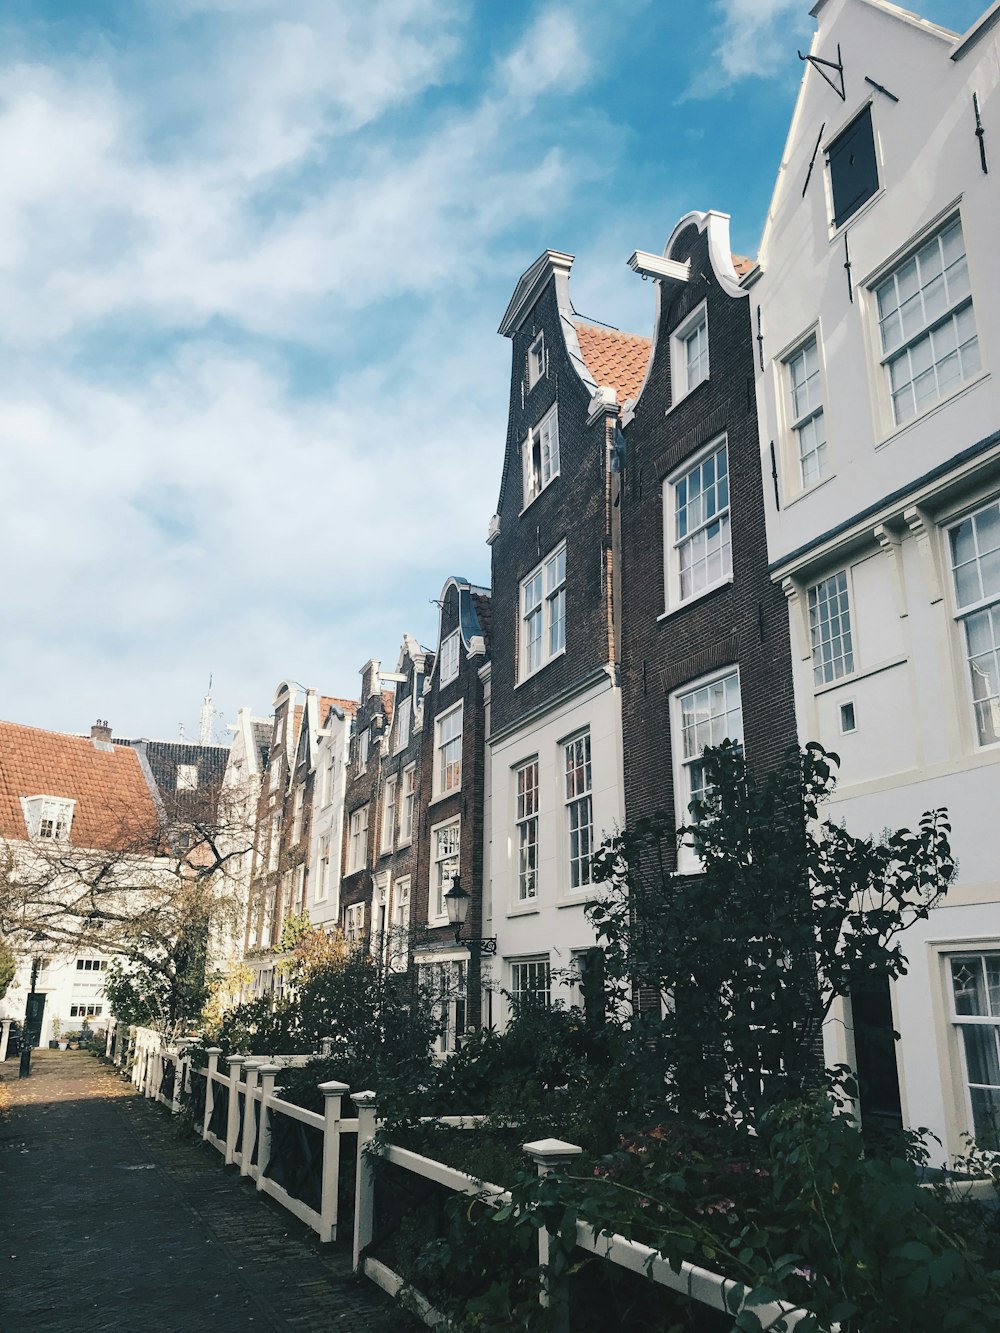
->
xmin=670 ymin=300 xmax=709 ymax=403
xmin=439 ymin=631 xmax=460 ymax=687
xmin=345 ymin=902 xmax=365 ymax=945
xmin=176 ymin=764 xmax=198 ymax=791
xmin=519 ymin=541 xmax=566 ymax=682
xmin=563 ymin=732 xmax=593 ymax=892
xmin=400 ymin=763 xmax=417 ymax=845
xmin=388 ymin=877 xmax=411 ymax=972
xmin=868 ymin=214 xmax=981 ymax=433
xmin=434 ymin=702 xmax=463 ymax=799
xmin=321 ymin=745 xmax=336 ymax=806
xmin=347 ymin=805 xmax=368 ymax=875
xmin=663 ymin=436 xmax=732 ymax=613
xmin=946 ymin=949 xmax=1000 ymax=1149
xmin=807 ymin=568 xmax=856 ymax=688
xmin=381 ymin=774 xmax=398 ymax=853
xmin=358 ymin=727 xmax=370 ymax=768
xmin=22 ymin=796 xmax=74 ymax=842
xmin=514 ymin=758 xmax=539 ymax=904
xmin=315 ymin=833 xmax=331 ymax=904
xmin=782 ymin=332 xmax=828 ymax=491
xmin=670 ymin=666 xmax=744 ymax=874
xmin=429 ymin=816 xmax=461 ymax=923
xmin=394 ymin=696 xmax=412 ymax=754
xmin=510 ymin=956 xmax=551 ymax=1009
xmin=291 ymin=786 xmax=304 ymax=843
xmin=421 ymin=959 xmax=468 ymax=1055
xmin=521 ymin=404 xmax=560 ymax=509
xmin=948 ymin=497 xmax=1000 ymax=749
xmin=527 ymin=330 xmax=546 ymax=390
xmin=293 ymin=863 xmax=305 ymax=915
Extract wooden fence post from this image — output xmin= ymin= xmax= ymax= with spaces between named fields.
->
xmin=318 ymin=1080 xmax=350 ymax=1242
xmin=225 ymin=1055 xmax=245 ymax=1164
xmin=203 ymin=1046 xmax=222 ymax=1140
xmin=255 ymin=1065 xmax=282 ymax=1191
xmin=0 ymin=1019 xmax=11 ymax=1063
xmin=240 ymin=1059 xmax=264 ymax=1177
xmin=352 ymin=1091 xmax=378 ymax=1272
xmin=523 ymin=1138 xmax=584 ymax=1332
xmin=104 ymin=1020 xmax=115 ymax=1059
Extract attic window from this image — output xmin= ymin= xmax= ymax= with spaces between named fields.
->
xmin=527 ymin=331 xmax=545 ymax=389
xmin=22 ymin=796 xmax=74 ymax=842
xmin=828 ymin=106 xmax=879 ymax=229
xmin=522 ymin=404 xmax=560 ymax=508
xmin=176 ymin=764 xmax=198 ymax=791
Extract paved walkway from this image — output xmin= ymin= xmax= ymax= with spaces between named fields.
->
xmin=0 ymin=1050 xmax=416 ymax=1332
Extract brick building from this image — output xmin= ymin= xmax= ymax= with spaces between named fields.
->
xmin=619 ymin=211 xmax=796 ymax=866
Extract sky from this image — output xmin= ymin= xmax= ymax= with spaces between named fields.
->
xmin=0 ymin=0 xmax=988 ymax=743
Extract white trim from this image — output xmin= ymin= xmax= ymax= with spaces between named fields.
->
xmin=669 ymin=665 xmax=744 ymax=876
xmin=428 ymin=814 xmax=461 ymax=925
xmin=662 ymin=434 xmax=731 ymax=614
xmin=432 ymin=701 xmax=463 ymax=801
xmin=670 ymin=299 xmax=709 ymax=406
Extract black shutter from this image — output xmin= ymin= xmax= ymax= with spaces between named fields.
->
xmin=828 ymin=106 xmax=879 ymax=228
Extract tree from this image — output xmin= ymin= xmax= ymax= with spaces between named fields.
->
xmin=0 ymin=780 xmax=258 ymax=1038
xmin=0 ymin=938 xmax=15 ymax=1000
xmin=589 ymin=742 xmax=956 ymax=1126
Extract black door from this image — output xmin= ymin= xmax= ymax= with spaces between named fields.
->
xmin=24 ymin=992 xmax=47 ymax=1048
xmin=852 ymin=978 xmax=903 ymax=1154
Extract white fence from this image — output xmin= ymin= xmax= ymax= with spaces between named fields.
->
xmin=116 ymin=1028 xmax=833 ymax=1331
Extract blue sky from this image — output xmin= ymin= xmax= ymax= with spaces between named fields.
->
xmin=0 ymin=0 xmax=987 ymax=740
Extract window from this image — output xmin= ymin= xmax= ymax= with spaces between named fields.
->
xmin=510 ymin=957 xmax=550 ymax=1009
xmin=69 ymin=1004 xmax=103 ymax=1018
xmin=785 ymin=335 xmax=827 ymax=487
xmin=673 ymin=668 xmax=744 ymax=836
xmin=267 ymin=813 xmax=280 ymax=873
xmin=874 ymin=218 xmax=979 ymax=427
xmin=435 ymin=703 xmax=463 ymax=797
xmin=345 ymin=902 xmax=365 ymax=944
xmin=828 ymin=105 xmax=879 ymax=228
xmin=382 ymin=775 xmax=398 ymax=852
xmin=75 ymin=958 xmax=108 ymax=972
xmin=950 ymin=499 xmax=1000 ymax=746
xmin=176 ymin=764 xmax=198 ymax=791
xmin=316 ymin=834 xmax=331 ymax=903
xmin=808 ymin=570 xmax=854 ymax=686
xmin=665 ymin=440 xmax=731 ymax=608
xmin=439 ymin=631 xmax=460 ymax=686
xmin=948 ymin=953 xmax=1000 ymax=1148
xmin=840 ymin=701 xmax=857 ymax=734
xmin=348 ymin=805 xmax=368 ymax=874
xmin=291 ymin=787 xmax=304 ymax=843
xmin=522 ymin=405 xmax=560 ymax=506
xmin=515 ymin=759 xmax=539 ymax=903
xmin=421 ymin=960 xmax=467 ymax=1054
xmin=22 ymin=796 xmax=74 ymax=842
xmin=358 ymin=727 xmax=370 ymax=767
xmin=520 ymin=543 xmax=566 ymax=679
xmin=388 ymin=878 xmax=411 ymax=972
xmin=430 ymin=818 xmax=460 ymax=920
xmin=671 ymin=302 xmax=709 ymax=401
xmin=527 ymin=330 xmax=545 ymax=389
xmin=400 ymin=764 xmax=417 ymax=844
xmin=394 ymin=696 xmax=412 ymax=753
xmin=293 ymin=864 xmax=305 ymax=914
xmin=321 ymin=745 xmax=336 ymax=806
xmin=564 ymin=733 xmax=593 ymax=891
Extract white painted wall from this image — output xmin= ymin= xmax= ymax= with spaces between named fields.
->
xmin=308 ymin=708 xmax=352 ymax=932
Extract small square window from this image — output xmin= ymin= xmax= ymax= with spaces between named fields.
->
xmin=840 ymin=701 xmax=857 ymax=734
xmin=828 ymin=105 xmax=879 ymax=229
xmin=527 ymin=331 xmax=545 ymax=389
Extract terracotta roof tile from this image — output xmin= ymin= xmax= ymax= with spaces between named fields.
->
xmin=731 ymin=254 xmax=754 ymax=276
xmin=0 ymin=720 xmax=160 ymax=851
xmin=573 ymin=322 xmax=652 ymax=406
xmin=381 ymin=691 xmax=395 ymax=724
xmin=319 ymin=695 xmax=358 ymax=720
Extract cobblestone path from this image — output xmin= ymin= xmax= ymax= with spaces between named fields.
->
xmin=0 ymin=1050 xmax=416 ymax=1332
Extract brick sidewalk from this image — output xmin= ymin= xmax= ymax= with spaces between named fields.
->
xmin=0 ymin=1050 xmax=417 ymax=1332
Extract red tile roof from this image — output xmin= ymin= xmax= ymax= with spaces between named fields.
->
xmin=319 ymin=695 xmax=358 ymax=720
xmin=573 ymin=322 xmax=652 ymax=405
xmin=0 ymin=720 xmax=160 ymax=851
xmin=381 ymin=691 xmax=395 ymax=724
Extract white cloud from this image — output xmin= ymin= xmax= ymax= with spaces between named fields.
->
xmin=684 ymin=0 xmax=811 ymax=98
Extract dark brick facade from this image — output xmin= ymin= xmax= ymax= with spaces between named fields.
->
xmin=339 ymin=662 xmax=395 ymax=936
xmin=619 ymin=220 xmax=796 ymax=846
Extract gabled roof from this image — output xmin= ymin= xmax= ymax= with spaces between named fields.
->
xmin=573 ymin=323 xmax=652 ymax=407
xmin=0 ymin=720 xmax=160 ymax=851
xmin=498 ymin=250 xmax=575 ymax=338
xmin=319 ymin=696 xmax=358 ymax=722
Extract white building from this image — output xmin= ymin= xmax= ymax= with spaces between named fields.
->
xmin=750 ymin=0 xmax=1000 ymax=1154
xmin=308 ymin=698 xmax=356 ymax=933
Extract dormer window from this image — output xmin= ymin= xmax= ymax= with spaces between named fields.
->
xmin=439 ymin=631 xmax=460 ymax=686
xmin=22 ymin=796 xmax=74 ymax=842
xmin=522 ymin=404 xmax=559 ymax=507
xmin=527 ymin=331 xmax=545 ymax=389
xmin=828 ymin=105 xmax=879 ymax=229
xmin=176 ymin=764 xmax=198 ymax=791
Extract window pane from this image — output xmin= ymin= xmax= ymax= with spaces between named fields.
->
xmin=808 ymin=570 xmax=854 ymax=685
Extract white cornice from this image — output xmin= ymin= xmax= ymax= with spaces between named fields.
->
xmin=498 ymin=250 xmax=574 ymax=338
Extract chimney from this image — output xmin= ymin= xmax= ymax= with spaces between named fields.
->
xmin=91 ymin=719 xmax=112 ymax=743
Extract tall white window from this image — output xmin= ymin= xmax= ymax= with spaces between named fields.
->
xmin=950 ymin=499 xmax=1000 ymax=746
xmin=345 ymin=902 xmax=365 ymax=944
xmin=394 ymin=696 xmax=412 ymax=753
xmin=430 ymin=818 xmax=460 ymax=920
xmin=267 ymin=814 xmax=280 ymax=873
xmin=786 ymin=335 xmax=827 ymax=487
xmin=874 ymin=218 xmax=979 ymax=427
xmin=434 ymin=703 xmax=463 ymax=796
xmin=515 ymin=759 xmax=539 ymax=902
xmin=949 ymin=952 xmax=1000 ymax=1148
xmin=400 ymin=764 xmax=417 ymax=843
xmin=673 ymin=669 xmax=744 ymax=852
xmin=522 ymin=405 xmax=560 ymax=506
xmin=564 ymin=733 xmax=593 ymax=891
xmin=527 ymin=330 xmax=545 ymax=389
xmin=520 ymin=543 xmax=566 ymax=679
xmin=358 ymin=727 xmax=370 ymax=767
xmin=665 ymin=439 xmax=731 ymax=608
xmin=316 ymin=834 xmax=331 ymax=903
xmin=439 ymin=631 xmax=460 ymax=686
xmin=348 ymin=805 xmax=368 ymax=874
xmin=671 ymin=302 xmax=709 ymax=401
xmin=293 ymin=864 xmax=305 ymax=914
xmin=808 ymin=570 xmax=854 ymax=686
xmin=389 ymin=878 xmax=411 ymax=972
xmin=291 ymin=787 xmax=304 ymax=843
xmin=510 ymin=957 xmax=551 ymax=1008
xmin=382 ymin=775 xmax=398 ymax=852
